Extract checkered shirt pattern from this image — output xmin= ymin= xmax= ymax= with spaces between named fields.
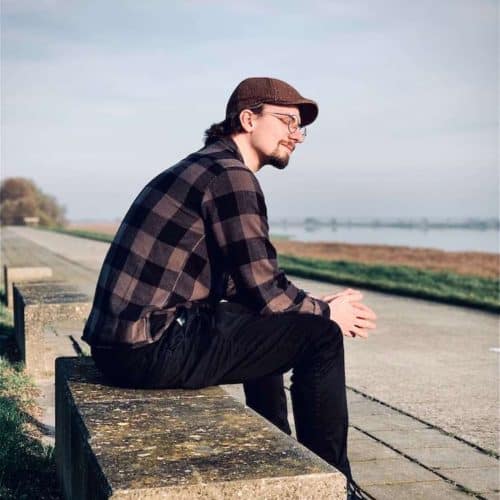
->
xmin=82 ymin=138 xmax=330 ymax=348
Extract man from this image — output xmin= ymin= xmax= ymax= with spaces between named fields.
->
xmin=83 ymin=77 xmax=377 ymax=499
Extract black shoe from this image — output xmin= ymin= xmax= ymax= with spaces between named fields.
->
xmin=347 ymin=479 xmax=370 ymax=500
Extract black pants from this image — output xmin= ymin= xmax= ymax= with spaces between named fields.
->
xmin=92 ymin=302 xmax=352 ymax=479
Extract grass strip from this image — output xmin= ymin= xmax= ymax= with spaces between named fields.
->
xmin=0 ymin=294 xmax=61 ymax=499
xmin=279 ymin=254 xmax=500 ymax=313
xmin=47 ymin=226 xmax=290 ymax=243
xmin=47 ymin=226 xmax=114 ymax=243
xmin=44 ymin=226 xmax=499 ymax=312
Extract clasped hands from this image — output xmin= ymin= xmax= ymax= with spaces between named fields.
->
xmin=322 ymin=288 xmax=377 ymax=338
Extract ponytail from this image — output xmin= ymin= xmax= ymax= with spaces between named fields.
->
xmin=203 ymin=105 xmax=264 ymax=146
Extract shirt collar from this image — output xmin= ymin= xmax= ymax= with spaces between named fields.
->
xmin=218 ymin=136 xmax=245 ymax=163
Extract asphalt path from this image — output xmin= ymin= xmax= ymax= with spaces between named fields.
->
xmin=5 ymin=226 xmax=499 ymax=455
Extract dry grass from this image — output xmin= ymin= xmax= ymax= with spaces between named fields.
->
xmin=273 ymin=240 xmax=499 ymax=279
xmin=68 ymin=221 xmax=119 ymax=236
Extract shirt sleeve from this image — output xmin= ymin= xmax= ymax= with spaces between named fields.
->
xmin=201 ymin=167 xmax=330 ymax=319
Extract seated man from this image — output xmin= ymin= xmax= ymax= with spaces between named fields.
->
xmin=83 ymin=77 xmax=377 ymax=500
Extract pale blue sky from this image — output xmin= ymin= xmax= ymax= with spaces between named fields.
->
xmin=1 ymin=0 xmax=498 ymax=220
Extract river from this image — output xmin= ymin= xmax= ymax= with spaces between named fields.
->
xmin=269 ymin=224 xmax=499 ymax=253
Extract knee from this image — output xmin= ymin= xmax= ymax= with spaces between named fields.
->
xmin=321 ymin=321 xmax=344 ymax=358
xmin=312 ymin=315 xmax=343 ymax=347
xmin=297 ymin=314 xmax=343 ymax=359
xmin=292 ymin=317 xmax=344 ymax=379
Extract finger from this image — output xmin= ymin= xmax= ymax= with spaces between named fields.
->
xmin=352 ymin=302 xmax=371 ymax=311
xmin=322 ymin=291 xmax=349 ymax=301
xmin=350 ymin=326 xmax=369 ymax=338
xmin=329 ymin=292 xmax=363 ymax=303
xmin=322 ymin=293 xmax=341 ymax=302
xmin=354 ymin=311 xmax=377 ymax=323
xmin=354 ymin=318 xmax=377 ymax=330
xmin=322 ymin=288 xmax=361 ymax=302
xmin=342 ymin=292 xmax=364 ymax=303
xmin=352 ymin=302 xmax=377 ymax=319
xmin=339 ymin=326 xmax=355 ymax=338
xmin=356 ymin=311 xmax=377 ymax=322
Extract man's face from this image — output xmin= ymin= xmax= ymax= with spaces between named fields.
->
xmin=250 ymin=104 xmax=305 ymax=170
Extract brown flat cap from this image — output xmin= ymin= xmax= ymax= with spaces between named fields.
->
xmin=226 ymin=77 xmax=319 ymax=126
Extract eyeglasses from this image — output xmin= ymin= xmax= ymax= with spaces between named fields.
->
xmin=261 ymin=112 xmax=307 ymax=137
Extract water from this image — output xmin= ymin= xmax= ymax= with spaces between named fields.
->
xmin=269 ymin=224 xmax=499 ymax=253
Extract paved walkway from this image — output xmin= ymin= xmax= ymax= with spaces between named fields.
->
xmin=3 ymin=226 xmax=499 ymax=499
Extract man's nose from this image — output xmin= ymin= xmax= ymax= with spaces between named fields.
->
xmin=290 ymin=129 xmax=305 ymax=143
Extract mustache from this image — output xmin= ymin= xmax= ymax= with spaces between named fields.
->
xmin=280 ymin=141 xmax=295 ymax=152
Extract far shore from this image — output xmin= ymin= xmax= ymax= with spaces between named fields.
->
xmin=68 ymin=222 xmax=499 ymax=280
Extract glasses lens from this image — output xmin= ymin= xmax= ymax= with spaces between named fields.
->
xmin=288 ymin=116 xmax=299 ymax=134
xmin=289 ymin=117 xmax=306 ymax=137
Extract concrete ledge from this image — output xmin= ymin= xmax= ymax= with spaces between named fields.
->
xmin=13 ymin=282 xmax=91 ymax=377
xmin=3 ymin=265 xmax=53 ymax=308
xmin=56 ymin=357 xmax=346 ymax=500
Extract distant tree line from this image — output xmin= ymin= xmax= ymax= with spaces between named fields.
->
xmin=275 ymin=217 xmax=499 ymax=230
xmin=0 ymin=177 xmax=66 ymax=226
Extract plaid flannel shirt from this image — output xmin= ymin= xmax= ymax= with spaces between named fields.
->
xmin=82 ymin=137 xmax=330 ymax=348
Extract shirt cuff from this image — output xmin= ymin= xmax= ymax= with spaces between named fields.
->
xmin=316 ymin=298 xmax=331 ymax=320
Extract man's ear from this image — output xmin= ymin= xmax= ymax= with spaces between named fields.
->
xmin=239 ymin=109 xmax=255 ymax=133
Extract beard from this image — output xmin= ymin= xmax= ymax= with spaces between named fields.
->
xmin=264 ymin=145 xmax=291 ymax=170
